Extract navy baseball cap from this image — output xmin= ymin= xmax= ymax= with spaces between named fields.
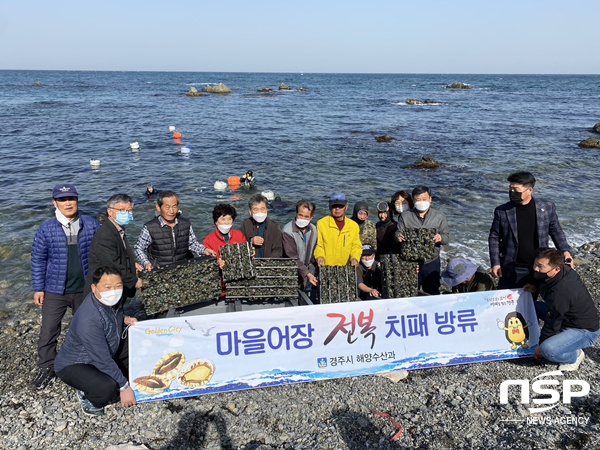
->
xmin=441 ymin=258 xmax=478 ymax=287
xmin=52 ymin=184 xmax=79 ymax=199
xmin=329 ymin=192 xmax=348 ymax=207
xmin=361 ymin=244 xmax=376 ymax=256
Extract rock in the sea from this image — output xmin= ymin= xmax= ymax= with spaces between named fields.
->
xmin=405 ymin=98 xmax=441 ymax=105
xmin=0 ymin=310 xmax=10 ymax=320
xmin=257 ymin=87 xmax=273 ymax=92
xmin=374 ymin=134 xmax=396 ymax=143
xmin=278 ymin=83 xmax=292 ymax=91
xmin=185 ymin=87 xmax=205 ymax=97
xmin=445 ymin=82 xmax=471 ymax=89
xmin=593 ymin=122 xmax=600 ymax=134
xmin=578 ymin=137 xmax=600 ymax=149
xmin=296 ymin=87 xmax=306 ymax=91
xmin=403 ymin=157 xmax=444 ymax=169
xmin=32 ymin=81 xmax=42 ymax=85
xmin=202 ymin=83 xmax=233 ymax=94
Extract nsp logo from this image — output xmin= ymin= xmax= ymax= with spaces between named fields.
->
xmin=500 ymin=370 xmax=589 ymax=413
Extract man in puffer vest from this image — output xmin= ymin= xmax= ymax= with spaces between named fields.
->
xmin=30 ymin=184 xmax=100 ymax=390
xmin=134 ymin=190 xmax=216 ymax=270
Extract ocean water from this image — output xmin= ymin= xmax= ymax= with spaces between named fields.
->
xmin=1 ymin=71 xmax=599 ymax=310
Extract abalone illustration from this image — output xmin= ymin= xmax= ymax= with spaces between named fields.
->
xmin=132 ymin=374 xmax=171 ymax=395
xmin=177 ymin=358 xmax=215 ymax=388
xmin=152 ymin=351 xmax=185 ymax=380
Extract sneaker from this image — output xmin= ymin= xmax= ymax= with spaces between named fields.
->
xmin=76 ymin=390 xmax=104 ymax=416
xmin=559 ymin=350 xmax=585 ymax=372
xmin=29 ymin=367 xmax=56 ymax=390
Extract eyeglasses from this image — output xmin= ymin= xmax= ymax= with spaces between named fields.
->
xmin=110 ymin=207 xmax=134 ymax=213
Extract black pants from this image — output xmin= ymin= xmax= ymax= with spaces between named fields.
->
xmin=498 ymin=266 xmax=532 ymax=290
xmin=56 ymin=337 xmax=129 ymax=408
xmin=419 ymin=258 xmax=441 ymax=295
xmin=38 ymin=292 xmax=84 ymax=369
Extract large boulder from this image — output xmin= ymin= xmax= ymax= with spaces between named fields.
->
xmin=405 ymin=98 xmax=441 ymax=105
xmin=374 ymin=135 xmax=396 ymax=143
xmin=445 ymin=82 xmax=471 ymax=89
xmin=403 ymin=157 xmax=444 ymax=169
xmin=578 ymin=137 xmax=600 ymax=149
xmin=185 ymin=87 xmax=205 ymax=97
xmin=32 ymin=81 xmax=42 ymax=85
xmin=202 ymin=83 xmax=233 ymax=94
xmin=257 ymin=87 xmax=273 ymax=92
xmin=593 ymin=122 xmax=600 ymax=134
xmin=278 ymin=83 xmax=292 ymax=90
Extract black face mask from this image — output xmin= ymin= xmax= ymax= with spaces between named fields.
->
xmin=509 ymin=191 xmax=524 ymax=205
xmin=533 ymin=270 xmax=551 ymax=282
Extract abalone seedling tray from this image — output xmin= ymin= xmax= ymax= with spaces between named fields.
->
xmin=221 ymin=242 xmax=255 ymax=283
xmin=318 ymin=265 xmax=358 ymax=304
xmin=380 ymin=254 xmax=418 ymax=299
xmin=225 ymin=258 xmax=298 ymax=300
xmin=399 ymin=227 xmax=436 ymax=261
xmin=141 ymin=256 xmax=221 ymax=315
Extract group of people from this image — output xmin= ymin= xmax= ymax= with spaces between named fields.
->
xmin=29 ymin=171 xmax=598 ymax=416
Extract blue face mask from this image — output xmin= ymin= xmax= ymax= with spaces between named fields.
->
xmin=115 ymin=211 xmax=133 ymax=226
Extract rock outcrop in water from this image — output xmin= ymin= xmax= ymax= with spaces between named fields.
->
xmin=185 ymin=87 xmax=205 ymax=97
xmin=405 ymin=98 xmax=441 ymax=105
xmin=593 ymin=122 xmax=600 ymax=134
xmin=278 ymin=83 xmax=292 ymax=91
xmin=445 ymin=82 xmax=471 ymax=89
xmin=374 ymin=134 xmax=396 ymax=143
xmin=578 ymin=137 xmax=600 ymax=149
xmin=32 ymin=81 xmax=42 ymax=85
xmin=403 ymin=157 xmax=444 ymax=169
xmin=202 ymin=83 xmax=233 ymax=94
xmin=296 ymin=87 xmax=306 ymax=91
xmin=257 ymin=87 xmax=273 ymax=92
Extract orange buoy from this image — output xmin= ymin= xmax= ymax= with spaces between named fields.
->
xmin=228 ymin=176 xmax=241 ymax=186
xmin=173 ymin=132 xmax=181 ymax=138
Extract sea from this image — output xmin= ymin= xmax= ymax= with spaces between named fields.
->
xmin=1 ymin=71 xmax=599 ymax=311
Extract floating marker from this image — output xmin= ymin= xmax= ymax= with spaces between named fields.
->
xmin=169 ymin=126 xmax=176 ymax=132
xmin=214 ymin=181 xmax=228 ymax=190
xmin=181 ymin=146 xmax=190 ymax=154
xmin=173 ymin=132 xmax=181 ymax=138
xmin=130 ymin=142 xmax=140 ymax=150
xmin=90 ymin=159 xmax=100 ymax=168
xmin=261 ymin=190 xmax=275 ymax=201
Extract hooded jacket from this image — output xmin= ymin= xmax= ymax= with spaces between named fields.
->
xmin=350 ymin=201 xmax=377 ymax=248
xmin=376 ymin=207 xmax=397 ymax=256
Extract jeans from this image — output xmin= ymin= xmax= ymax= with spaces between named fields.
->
xmin=540 ymin=327 xmax=600 ymax=364
xmin=419 ymin=258 xmax=441 ymax=295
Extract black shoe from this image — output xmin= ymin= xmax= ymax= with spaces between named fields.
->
xmin=29 ymin=367 xmax=56 ymax=390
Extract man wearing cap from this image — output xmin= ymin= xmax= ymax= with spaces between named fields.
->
xmin=375 ymin=201 xmax=397 ymax=258
xmin=357 ymin=244 xmax=382 ymax=300
xmin=441 ymin=258 xmax=494 ymax=294
xmin=30 ymin=184 xmax=101 ymax=389
xmin=314 ymin=193 xmax=362 ymax=267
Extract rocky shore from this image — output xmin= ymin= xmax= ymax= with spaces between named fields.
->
xmin=2 ymin=246 xmax=600 ymax=449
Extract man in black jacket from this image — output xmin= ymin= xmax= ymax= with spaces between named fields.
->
xmin=531 ymin=248 xmax=599 ymax=371
xmin=84 ymin=194 xmax=142 ymax=300
xmin=240 ymin=194 xmax=283 ymax=258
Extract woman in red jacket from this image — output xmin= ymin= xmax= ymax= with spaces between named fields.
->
xmin=202 ymin=204 xmax=247 ymax=259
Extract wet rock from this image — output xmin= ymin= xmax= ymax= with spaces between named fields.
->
xmin=295 ymin=87 xmax=306 ymax=91
xmin=374 ymin=134 xmax=396 ymax=143
xmin=593 ymin=122 xmax=600 ymax=134
xmin=32 ymin=81 xmax=42 ymax=85
xmin=405 ymin=98 xmax=441 ymax=105
xmin=0 ymin=310 xmax=10 ymax=320
xmin=578 ymin=137 xmax=600 ymax=148
xmin=185 ymin=87 xmax=205 ymax=97
xmin=403 ymin=156 xmax=444 ymax=169
xmin=278 ymin=83 xmax=292 ymax=91
xmin=202 ymin=83 xmax=233 ymax=94
xmin=445 ymin=82 xmax=471 ymax=89
xmin=257 ymin=87 xmax=273 ymax=92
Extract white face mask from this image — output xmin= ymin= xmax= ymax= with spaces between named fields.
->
xmin=414 ymin=201 xmax=431 ymax=212
xmin=395 ymin=204 xmax=409 ymax=214
xmin=217 ymin=224 xmax=232 ymax=234
xmin=252 ymin=212 xmax=267 ymax=223
xmin=96 ymin=289 xmax=123 ymax=307
xmin=362 ymin=259 xmax=375 ymax=268
xmin=296 ymin=218 xmax=311 ymax=228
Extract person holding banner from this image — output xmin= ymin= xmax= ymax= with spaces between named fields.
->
xmin=314 ymin=192 xmax=362 ymax=267
xmin=55 ymin=266 xmax=137 ymax=416
xmin=530 ymin=248 xmax=599 ymax=371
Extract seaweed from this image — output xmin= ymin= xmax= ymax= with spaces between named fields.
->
xmin=399 ymin=228 xmax=436 ymax=261
xmin=379 ymin=254 xmax=418 ymax=298
xmin=221 ymin=242 xmax=255 ymax=282
xmin=318 ymin=265 xmax=358 ymax=303
xmin=224 ymin=258 xmax=298 ymax=300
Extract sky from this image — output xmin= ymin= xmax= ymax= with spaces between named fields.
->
xmin=1 ymin=0 xmax=599 ymax=74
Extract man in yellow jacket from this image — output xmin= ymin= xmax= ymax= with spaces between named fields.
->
xmin=314 ymin=193 xmax=363 ymax=267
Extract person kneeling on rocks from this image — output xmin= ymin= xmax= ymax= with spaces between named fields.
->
xmin=527 ymin=248 xmax=600 ymax=371
xmin=54 ymin=266 xmax=137 ymax=416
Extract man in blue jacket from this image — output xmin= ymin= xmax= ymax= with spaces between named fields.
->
xmin=488 ymin=172 xmax=573 ymax=289
xmin=55 ymin=266 xmax=137 ymax=416
xmin=30 ymin=184 xmax=100 ymax=390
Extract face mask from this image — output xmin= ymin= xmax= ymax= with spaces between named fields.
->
xmin=296 ymin=218 xmax=311 ymax=228
xmin=217 ymin=224 xmax=232 ymax=234
xmin=395 ymin=204 xmax=409 ymax=213
xmin=362 ymin=259 xmax=375 ymax=268
xmin=414 ymin=201 xmax=431 ymax=212
xmin=533 ymin=270 xmax=552 ymax=282
xmin=252 ymin=213 xmax=267 ymax=223
xmin=509 ymin=191 xmax=524 ymax=205
xmin=115 ymin=211 xmax=133 ymax=226
xmin=96 ymin=289 xmax=123 ymax=307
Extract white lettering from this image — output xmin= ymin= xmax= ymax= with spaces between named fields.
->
xmin=563 ymin=380 xmax=590 ymax=403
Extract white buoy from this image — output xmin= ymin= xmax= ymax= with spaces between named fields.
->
xmin=130 ymin=142 xmax=140 ymax=150
xmin=261 ymin=190 xmax=275 ymax=201
xmin=214 ymin=181 xmax=227 ymax=190
xmin=90 ymin=159 xmax=100 ymax=168
xmin=181 ymin=146 xmax=190 ymax=154
xmin=169 ymin=126 xmax=176 ymax=132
